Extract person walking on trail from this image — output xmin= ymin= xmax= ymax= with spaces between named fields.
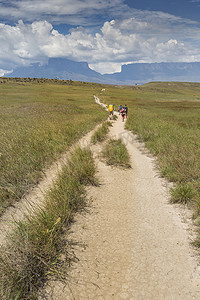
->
xmin=112 ymin=104 xmax=115 ymax=114
xmin=120 ymin=107 xmax=125 ymax=122
xmin=108 ymin=104 xmax=114 ymax=119
xmin=124 ymin=104 xmax=128 ymax=118
xmin=119 ymin=104 xmax=123 ymax=115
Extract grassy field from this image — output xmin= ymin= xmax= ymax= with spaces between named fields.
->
xmin=1 ymin=78 xmax=200 ymax=297
xmin=100 ymin=82 xmax=200 ymax=223
xmin=0 ymin=78 xmax=107 ymax=215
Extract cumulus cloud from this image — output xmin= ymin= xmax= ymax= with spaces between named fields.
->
xmin=0 ymin=69 xmax=13 ymax=76
xmin=0 ymin=20 xmax=50 ymax=70
xmin=0 ymin=14 xmax=200 ymax=74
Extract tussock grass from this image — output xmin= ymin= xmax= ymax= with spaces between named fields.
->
xmin=0 ymin=147 xmax=96 ymax=299
xmin=67 ymin=146 xmax=98 ymax=185
xmin=170 ymin=183 xmax=196 ymax=205
xmin=0 ymin=79 xmax=107 ymax=215
xmin=102 ymin=139 xmax=131 ymax=168
xmin=91 ymin=121 xmax=111 ymax=144
xmin=112 ymin=114 xmax=118 ymax=120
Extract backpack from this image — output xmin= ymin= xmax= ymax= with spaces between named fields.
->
xmin=109 ymin=104 xmax=113 ymax=112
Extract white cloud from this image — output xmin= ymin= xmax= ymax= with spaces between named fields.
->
xmin=0 ymin=69 xmax=13 ymax=76
xmin=89 ymin=61 xmax=135 ymax=74
xmin=1 ymin=14 xmax=200 ymax=75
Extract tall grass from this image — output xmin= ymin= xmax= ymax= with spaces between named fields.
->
xmin=0 ymin=146 xmax=96 ymax=300
xmin=91 ymin=121 xmax=111 ymax=144
xmin=125 ymin=106 xmax=200 ymax=204
xmin=0 ymin=78 xmax=107 ymax=215
xmin=102 ymin=139 xmax=131 ymax=168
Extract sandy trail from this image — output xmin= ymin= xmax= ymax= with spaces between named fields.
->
xmin=43 ymin=114 xmax=200 ymax=299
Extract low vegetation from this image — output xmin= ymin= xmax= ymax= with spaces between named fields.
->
xmin=112 ymin=114 xmax=118 ymax=120
xmin=0 ymin=78 xmax=107 ymax=215
xmin=125 ymin=105 xmax=200 ymax=206
xmin=170 ymin=183 xmax=196 ymax=205
xmin=91 ymin=121 xmax=111 ymax=144
xmin=102 ymin=138 xmax=131 ymax=168
xmin=0 ymin=146 xmax=97 ymax=300
xmin=67 ymin=146 xmax=98 ymax=185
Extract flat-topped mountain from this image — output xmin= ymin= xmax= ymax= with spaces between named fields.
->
xmin=6 ymin=58 xmax=200 ymax=85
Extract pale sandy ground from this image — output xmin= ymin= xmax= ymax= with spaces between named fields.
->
xmin=41 ymin=114 xmax=200 ymax=299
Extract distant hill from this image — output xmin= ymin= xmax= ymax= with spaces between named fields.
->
xmin=6 ymin=58 xmax=110 ymax=84
xmin=5 ymin=58 xmax=200 ymax=85
xmin=105 ymin=62 xmax=200 ymax=84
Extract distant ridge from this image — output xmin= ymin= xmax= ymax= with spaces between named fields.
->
xmin=5 ymin=58 xmax=200 ymax=85
xmin=105 ymin=62 xmax=200 ymax=84
xmin=6 ymin=58 xmax=108 ymax=84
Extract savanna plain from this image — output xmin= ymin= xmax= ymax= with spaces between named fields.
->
xmin=0 ymin=78 xmax=200 ymax=299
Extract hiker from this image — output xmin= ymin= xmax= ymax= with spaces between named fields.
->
xmin=112 ymin=104 xmax=115 ymax=115
xmin=108 ymin=104 xmax=114 ymax=119
xmin=124 ymin=104 xmax=128 ymax=118
xmin=120 ymin=107 xmax=125 ymax=122
xmin=119 ymin=104 xmax=123 ymax=115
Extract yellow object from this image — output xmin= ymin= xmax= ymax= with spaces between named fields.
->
xmin=109 ymin=104 xmax=113 ymax=112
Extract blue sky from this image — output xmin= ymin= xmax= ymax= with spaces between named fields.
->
xmin=0 ymin=0 xmax=200 ymax=75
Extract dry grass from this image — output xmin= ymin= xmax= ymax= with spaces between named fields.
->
xmin=91 ymin=121 xmax=112 ymax=144
xmin=0 ymin=147 xmax=96 ymax=300
xmin=102 ymin=139 xmax=131 ymax=168
xmin=0 ymin=78 xmax=107 ymax=215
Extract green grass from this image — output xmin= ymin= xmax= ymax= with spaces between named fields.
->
xmin=0 ymin=78 xmax=107 ymax=215
xmin=67 ymin=146 xmax=98 ymax=185
xmin=0 ymin=146 xmax=96 ymax=300
xmin=112 ymin=114 xmax=118 ymax=120
xmin=91 ymin=121 xmax=111 ymax=144
xmin=102 ymin=139 xmax=131 ymax=168
xmin=170 ymin=183 xmax=196 ymax=205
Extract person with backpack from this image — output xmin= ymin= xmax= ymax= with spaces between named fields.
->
xmin=119 ymin=104 xmax=123 ymax=115
xmin=112 ymin=104 xmax=115 ymax=114
xmin=108 ymin=104 xmax=114 ymax=119
xmin=124 ymin=104 xmax=128 ymax=118
xmin=120 ymin=107 xmax=125 ymax=122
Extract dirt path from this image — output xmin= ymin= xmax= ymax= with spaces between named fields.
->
xmin=43 ymin=114 xmax=200 ymax=299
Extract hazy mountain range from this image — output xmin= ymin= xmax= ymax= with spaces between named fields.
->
xmin=5 ymin=58 xmax=200 ymax=85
